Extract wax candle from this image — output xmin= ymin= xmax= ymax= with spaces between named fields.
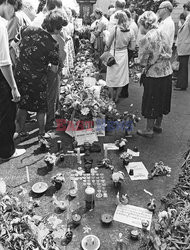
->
xmin=57 ymin=140 xmax=62 ymax=151
xmin=104 ymin=146 xmax=108 ymax=159
xmin=101 ymin=213 xmax=113 ymax=225
xmin=77 ymin=148 xmax=81 ymax=164
xmin=85 ymin=187 xmax=95 ymax=210
xmin=26 ymin=166 xmax=30 ymax=183
xmin=72 ymin=213 xmax=81 ymax=226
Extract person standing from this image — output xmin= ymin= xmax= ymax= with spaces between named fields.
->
xmin=0 ymin=0 xmax=25 ymax=159
xmin=105 ymin=11 xmax=135 ymax=103
xmin=93 ymin=8 xmax=108 ymax=67
xmin=157 ymin=1 xmax=175 ymax=50
xmin=108 ymin=0 xmax=125 ymax=32
xmin=137 ymin=11 xmax=173 ymax=138
xmin=15 ymin=10 xmax=67 ymax=141
xmin=175 ymin=1 xmax=190 ymax=91
xmin=154 ymin=0 xmax=175 ymax=132
xmin=31 ymin=0 xmax=67 ymax=131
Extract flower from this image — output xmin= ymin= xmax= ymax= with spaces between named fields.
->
xmin=51 ymin=173 xmax=65 ymax=184
xmin=120 ymin=152 xmax=133 ymax=160
xmin=81 ymin=107 xmax=90 ymax=115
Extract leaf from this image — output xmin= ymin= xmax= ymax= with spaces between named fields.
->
xmin=161 ymin=242 xmax=167 ymax=250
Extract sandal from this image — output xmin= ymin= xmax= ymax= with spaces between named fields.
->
xmin=14 ymin=132 xmax=30 ymax=141
xmin=38 ymin=132 xmax=52 ymax=139
xmin=137 ymin=129 xmax=154 ymax=138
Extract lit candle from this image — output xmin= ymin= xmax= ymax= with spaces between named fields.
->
xmin=72 ymin=213 xmax=81 ymax=226
xmin=77 ymin=148 xmax=81 ymax=164
xmin=26 ymin=166 xmax=30 ymax=183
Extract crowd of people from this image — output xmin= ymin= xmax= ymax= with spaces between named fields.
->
xmin=89 ymin=0 xmax=190 ymax=138
xmin=0 ymin=0 xmax=78 ymax=160
xmin=0 ymin=0 xmax=189 ymax=161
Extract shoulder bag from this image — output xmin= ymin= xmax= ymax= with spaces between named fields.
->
xmin=100 ymin=27 xmax=117 ymax=67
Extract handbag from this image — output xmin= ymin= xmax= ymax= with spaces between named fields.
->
xmin=100 ymin=27 xmax=117 ymax=67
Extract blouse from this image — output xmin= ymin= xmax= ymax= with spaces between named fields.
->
xmin=138 ymin=28 xmax=172 ymax=78
xmin=107 ymin=26 xmax=135 ymax=51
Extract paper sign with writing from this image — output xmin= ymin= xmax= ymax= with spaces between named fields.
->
xmin=127 ymin=149 xmax=140 ymax=157
xmin=75 ymin=130 xmax=98 ymax=146
xmin=113 ymin=204 xmax=152 ymax=230
xmin=125 ymin=162 xmax=149 ymax=180
xmin=103 ymin=143 xmax=119 ymax=150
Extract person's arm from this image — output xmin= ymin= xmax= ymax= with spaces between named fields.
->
xmin=0 ymin=24 xmax=20 ymax=102
xmin=138 ymin=36 xmax=150 ymax=67
xmin=128 ymin=30 xmax=136 ymax=51
xmin=94 ymin=21 xmax=104 ymax=37
xmin=104 ymin=27 xmax=115 ymax=51
xmin=0 ymin=65 xmax=20 ymax=102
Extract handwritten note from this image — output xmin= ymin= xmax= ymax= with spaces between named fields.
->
xmin=125 ymin=162 xmax=149 ymax=180
xmin=113 ymin=204 xmax=152 ymax=230
xmin=75 ymin=130 xmax=98 ymax=146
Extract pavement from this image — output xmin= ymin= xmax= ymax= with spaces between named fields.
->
xmin=0 ymin=77 xmax=190 ymax=249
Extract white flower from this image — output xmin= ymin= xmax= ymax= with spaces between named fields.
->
xmin=108 ymin=105 xmax=113 ymax=112
xmin=81 ymin=107 xmax=90 ymax=115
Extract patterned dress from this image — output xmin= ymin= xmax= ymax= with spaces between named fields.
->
xmin=138 ymin=28 xmax=173 ymax=119
xmin=15 ymin=27 xmax=59 ymax=112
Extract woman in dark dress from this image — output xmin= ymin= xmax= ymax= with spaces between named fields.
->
xmin=15 ymin=9 xmax=68 ymax=140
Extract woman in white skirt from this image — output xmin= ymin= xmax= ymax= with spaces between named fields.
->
xmin=105 ymin=11 xmax=135 ymax=102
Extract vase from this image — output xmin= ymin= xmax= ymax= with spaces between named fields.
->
xmin=119 ymin=145 xmax=125 ymax=151
xmin=123 ymin=159 xmax=129 ymax=166
xmin=54 ymin=182 xmax=62 ymax=191
xmin=46 ymin=162 xmax=54 ymax=172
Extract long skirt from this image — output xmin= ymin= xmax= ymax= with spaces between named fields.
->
xmin=176 ymin=55 xmax=189 ymax=90
xmin=142 ymin=75 xmax=172 ymax=119
xmin=0 ymin=74 xmax=16 ymax=159
xmin=106 ymin=48 xmax=129 ymax=87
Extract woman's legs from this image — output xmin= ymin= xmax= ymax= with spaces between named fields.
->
xmin=37 ymin=112 xmax=47 ymax=136
xmin=109 ymin=87 xmax=114 ymax=101
xmin=16 ymin=109 xmax=27 ymax=133
xmin=115 ymin=87 xmax=122 ymax=102
xmin=175 ymin=55 xmax=189 ymax=90
xmin=137 ymin=118 xmax=154 ymax=138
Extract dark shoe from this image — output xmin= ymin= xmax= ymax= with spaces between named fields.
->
xmin=137 ymin=129 xmax=153 ymax=138
xmin=174 ymin=87 xmax=187 ymax=91
xmin=153 ymin=126 xmax=163 ymax=133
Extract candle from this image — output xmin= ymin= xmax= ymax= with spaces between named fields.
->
xmin=104 ymin=146 xmax=108 ymax=159
xmin=72 ymin=213 xmax=81 ymax=226
xmin=26 ymin=166 xmax=30 ymax=183
xmin=101 ymin=213 xmax=113 ymax=225
xmin=77 ymin=148 xmax=81 ymax=164
xmin=130 ymin=230 xmax=139 ymax=240
xmin=57 ymin=140 xmax=62 ymax=151
xmin=85 ymin=187 xmax=95 ymax=210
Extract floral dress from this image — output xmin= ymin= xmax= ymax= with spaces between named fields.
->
xmin=15 ymin=27 xmax=59 ymax=112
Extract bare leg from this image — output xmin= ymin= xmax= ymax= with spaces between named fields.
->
xmin=16 ymin=109 xmax=27 ymax=133
xmin=115 ymin=87 xmax=122 ymax=103
xmin=109 ymin=87 xmax=114 ymax=101
xmin=146 ymin=118 xmax=155 ymax=132
xmin=37 ymin=112 xmax=47 ymax=135
xmin=137 ymin=118 xmax=154 ymax=138
xmin=154 ymin=115 xmax=163 ymax=128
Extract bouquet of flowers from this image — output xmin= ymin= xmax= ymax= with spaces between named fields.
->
xmin=120 ymin=152 xmax=133 ymax=166
xmin=0 ymin=194 xmax=60 ymax=250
